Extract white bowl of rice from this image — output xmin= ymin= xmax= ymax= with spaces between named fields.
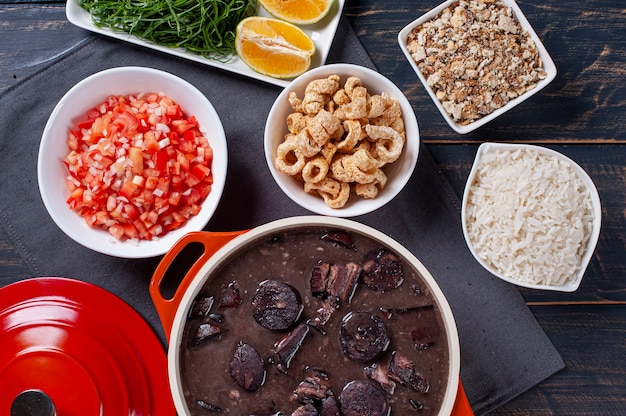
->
xmin=461 ymin=142 xmax=601 ymax=291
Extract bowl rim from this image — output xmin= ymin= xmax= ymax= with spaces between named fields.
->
xmin=397 ymin=0 xmax=557 ymax=134
xmin=37 ymin=66 xmax=228 ymax=258
xmin=166 ymin=215 xmax=461 ymax=416
xmin=461 ymin=142 xmax=602 ymax=291
xmin=264 ymin=63 xmax=420 ymax=217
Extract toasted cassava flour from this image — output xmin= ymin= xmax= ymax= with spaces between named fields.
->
xmin=406 ymin=0 xmax=547 ymax=125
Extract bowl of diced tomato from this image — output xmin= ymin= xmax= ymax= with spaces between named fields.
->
xmin=38 ymin=66 xmax=228 ymax=258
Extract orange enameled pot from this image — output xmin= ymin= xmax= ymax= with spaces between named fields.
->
xmin=149 ymin=216 xmax=472 ymax=416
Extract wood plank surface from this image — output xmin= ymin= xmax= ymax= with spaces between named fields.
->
xmin=0 ymin=1 xmax=624 ymax=414
xmin=0 ymin=4 xmax=88 ymax=92
xmin=492 ymin=304 xmax=626 ymax=415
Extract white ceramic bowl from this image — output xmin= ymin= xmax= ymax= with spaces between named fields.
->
xmin=264 ymin=63 xmax=420 ymax=217
xmin=398 ymin=0 xmax=557 ymax=134
xmin=461 ymin=143 xmax=602 ymax=291
xmin=38 ymin=66 xmax=228 ymax=258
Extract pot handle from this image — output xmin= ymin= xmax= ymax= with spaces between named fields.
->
xmin=149 ymin=230 xmax=247 ymax=341
xmin=453 ymin=379 xmax=474 ymax=415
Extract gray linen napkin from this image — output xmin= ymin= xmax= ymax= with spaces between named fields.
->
xmin=0 ymin=17 xmax=563 ymax=414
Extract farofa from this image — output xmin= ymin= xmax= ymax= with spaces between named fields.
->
xmin=406 ymin=0 xmax=547 ymax=125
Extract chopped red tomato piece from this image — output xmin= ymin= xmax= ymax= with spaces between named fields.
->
xmin=152 ymin=149 xmax=169 ymax=172
xmin=191 ymin=164 xmax=211 ymax=180
xmin=63 ymin=92 xmax=215 ymax=241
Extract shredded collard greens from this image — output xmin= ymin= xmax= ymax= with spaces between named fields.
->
xmin=79 ymin=0 xmax=258 ymax=61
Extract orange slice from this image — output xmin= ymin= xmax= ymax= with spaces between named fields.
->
xmin=236 ymin=16 xmax=316 ymax=79
xmin=259 ymin=0 xmax=334 ymax=25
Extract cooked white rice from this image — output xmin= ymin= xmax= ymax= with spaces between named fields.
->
xmin=464 ymin=147 xmax=594 ymax=287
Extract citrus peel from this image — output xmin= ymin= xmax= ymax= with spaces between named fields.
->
xmin=259 ymin=0 xmax=334 ymax=25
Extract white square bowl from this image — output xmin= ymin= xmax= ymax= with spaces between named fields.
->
xmin=398 ymin=0 xmax=557 ymax=134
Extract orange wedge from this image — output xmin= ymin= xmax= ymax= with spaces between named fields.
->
xmin=259 ymin=0 xmax=334 ymax=25
xmin=236 ymin=16 xmax=316 ymax=79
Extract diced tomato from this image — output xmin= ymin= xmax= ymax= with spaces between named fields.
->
xmin=120 ymin=180 xmax=140 ymax=199
xmin=165 ymin=211 xmax=186 ymax=232
xmin=171 ymin=119 xmax=187 ymax=133
xmin=166 ymin=104 xmax=182 ymax=117
xmin=77 ymin=118 xmax=96 ymax=130
xmin=144 ymin=210 xmax=159 ymax=226
xmin=62 ymin=92 xmax=215 ymax=241
xmin=191 ymin=164 xmax=211 ymax=180
xmin=143 ymin=131 xmax=160 ymax=153
xmin=128 ymin=147 xmax=144 ymax=175
xmin=113 ymin=110 xmax=142 ymax=136
xmin=196 ymin=181 xmax=213 ymax=200
xmin=86 ymin=107 xmax=102 ymax=120
xmin=154 ymin=196 xmax=169 ymax=212
xmin=140 ymin=189 xmax=155 ymax=207
xmin=184 ymin=188 xmax=203 ymax=206
xmin=67 ymin=187 xmax=84 ymax=204
xmin=108 ymin=224 xmax=125 ymax=240
xmin=187 ymin=115 xmax=199 ymax=127
xmin=170 ymin=175 xmax=183 ymax=191
xmin=90 ymin=112 xmax=113 ymax=142
xmin=184 ymin=173 xmax=202 ymax=189
xmin=168 ymin=131 xmax=180 ymax=145
xmin=152 ymin=149 xmax=168 ymax=172
xmin=178 ymin=130 xmax=196 ymax=153
xmin=177 ymin=151 xmax=190 ymax=172
xmin=144 ymin=176 xmax=159 ymax=191
xmin=104 ymin=95 xmax=120 ymax=111
xmin=123 ymin=204 xmax=140 ymax=221
xmin=183 ymin=129 xmax=195 ymax=142
xmin=180 ymin=204 xmax=202 ymax=218
xmin=148 ymin=224 xmax=164 ymax=236
xmin=133 ymin=219 xmax=149 ymax=238
xmin=155 ymin=177 xmax=170 ymax=196
xmin=168 ymin=191 xmax=181 ymax=206
xmin=123 ymin=223 xmax=140 ymax=240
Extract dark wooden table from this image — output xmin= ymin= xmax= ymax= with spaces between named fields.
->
xmin=1 ymin=0 xmax=625 ymax=414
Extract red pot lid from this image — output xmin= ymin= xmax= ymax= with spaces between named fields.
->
xmin=0 ymin=277 xmax=175 ymax=415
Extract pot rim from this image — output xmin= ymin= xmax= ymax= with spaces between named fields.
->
xmin=166 ymin=215 xmax=460 ymax=415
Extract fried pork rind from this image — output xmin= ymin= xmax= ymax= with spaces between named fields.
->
xmin=275 ymin=136 xmax=306 ymax=176
xmin=366 ymin=124 xmax=405 ymax=167
xmin=304 ymin=178 xmax=350 ymax=209
xmin=302 ymin=156 xmax=329 ymax=184
xmin=274 ymin=74 xmax=406 ymax=208
xmin=301 ymin=75 xmax=340 ymax=115
xmin=330 ymin=149 xmax=378 ymax=184
xmin=287 ymin=112 xmax=306 ymax=134
xmin=356 ymin=169 xmax=388 ymax=199
xmin=336 ymin=119 xmax=363 ymax=152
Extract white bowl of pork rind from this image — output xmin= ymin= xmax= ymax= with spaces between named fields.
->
xmin=264 ymin=63 xmax=420 ymax=217
xmin=461 ymin=142 xmax=602 ymax=291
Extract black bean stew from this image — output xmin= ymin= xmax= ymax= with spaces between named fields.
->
xmin=181 ymin=227 xmax=450 ymax=415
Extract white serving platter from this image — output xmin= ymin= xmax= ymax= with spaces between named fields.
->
xmin=66 ymin=0 xmax=345 ymax=88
